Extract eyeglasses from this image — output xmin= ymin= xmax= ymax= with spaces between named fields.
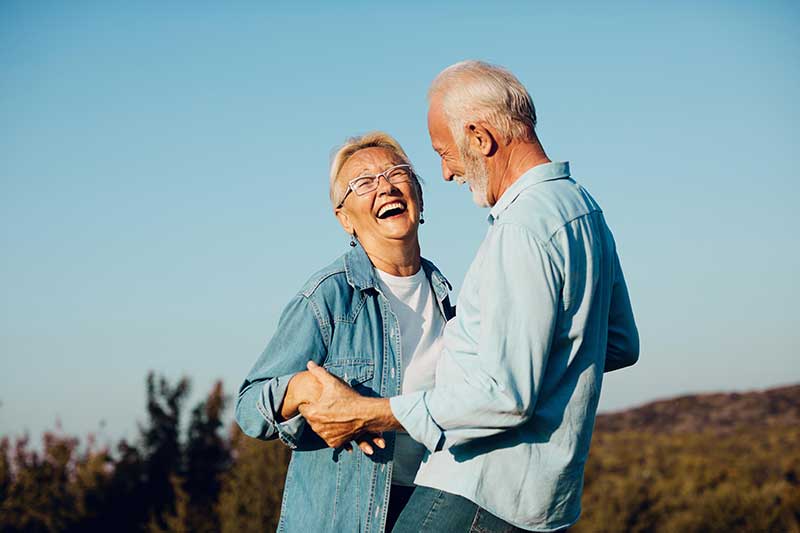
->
xmin=336 ymin=164 xmax=414 ymax=208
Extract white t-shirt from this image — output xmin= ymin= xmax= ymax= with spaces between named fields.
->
xmin=374 ymin=266 xmax=446 ymax=486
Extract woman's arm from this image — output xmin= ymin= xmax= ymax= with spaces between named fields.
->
xmin=235 ymin=294 xmax=329 ymax=449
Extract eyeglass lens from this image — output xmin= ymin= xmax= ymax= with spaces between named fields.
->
xmin=352 ymin=166 xmax=411 ymax=196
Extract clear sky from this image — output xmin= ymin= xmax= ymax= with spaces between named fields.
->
xmin=2 ymin=1 xmax=798 ymax=443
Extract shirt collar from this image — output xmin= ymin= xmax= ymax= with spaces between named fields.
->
xmin=488 ymin=161 xmax=571 ymax=224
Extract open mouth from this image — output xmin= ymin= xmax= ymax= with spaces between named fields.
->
xmin=376 ymin=201 xmax=407 ymax=219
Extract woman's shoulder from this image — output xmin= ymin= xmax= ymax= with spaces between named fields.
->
xmin=295 ymin=250 xmax=452 ymax=300
xmin=296 ymin=251 xmax=352 ymax=299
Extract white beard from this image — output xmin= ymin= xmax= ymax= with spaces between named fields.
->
xmin=461 ymin=147 xmax=491 ymax=208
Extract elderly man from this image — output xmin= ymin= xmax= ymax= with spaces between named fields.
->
xmin=300 ymin=60 xmax=639 ymax=532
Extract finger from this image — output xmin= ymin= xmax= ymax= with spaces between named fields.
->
xmin=357 ymin=440 xmax=374 ymax=455
xmin=297 ymin=404 xmax=312 ymax=418
xmin=359 ymin=433 xmax=385 ymax=449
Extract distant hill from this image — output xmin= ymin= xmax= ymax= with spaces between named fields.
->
xmin=594 ymin=383 xmax=800 ymax=435
xmin=575 ymin=383 xmax=800 ymax=533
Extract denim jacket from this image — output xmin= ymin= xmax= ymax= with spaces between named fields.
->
xmin=235 ymin=244 xmax=454 ymax=533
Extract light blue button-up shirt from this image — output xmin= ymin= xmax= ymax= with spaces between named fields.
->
xmin=390 ymin=162 xmax=639 ymax=531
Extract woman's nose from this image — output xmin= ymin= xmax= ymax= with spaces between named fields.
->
xmin=375 ymin=174 xmax=400 ymax=195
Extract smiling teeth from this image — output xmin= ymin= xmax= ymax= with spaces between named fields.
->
xmin=378 ymin=202 xmax=405 ymax=217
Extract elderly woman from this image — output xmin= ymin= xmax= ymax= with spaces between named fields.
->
xmin=235 ymin=132 xmax=454 ymax=533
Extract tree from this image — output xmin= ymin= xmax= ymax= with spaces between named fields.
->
xmin=140 ymin=372 xmax=190 ymax=531
xmin=216 ymin=424 xmax=291 ymax=533
xmin=183 ymin=381 xmax=230 ymax=532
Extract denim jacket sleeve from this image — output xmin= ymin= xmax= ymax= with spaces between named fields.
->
xmin=235 ymin=293 xmax=328 ymax=450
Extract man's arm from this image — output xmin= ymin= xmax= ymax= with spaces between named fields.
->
xmin=604 ymin=252 xmax=639 ymax=372
xmin=391 ymin=224 xmax=560 ymax=451
xmin=302 ymin=224 xmax=561 ymax=452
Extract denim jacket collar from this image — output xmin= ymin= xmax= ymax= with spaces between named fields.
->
xmin=421 ymin=257 xmax=453 ymax=302
xmin=344 ymin=244 xmax=452 ymax=301
xmin=343 ymin=243 xmax=378 ymax=291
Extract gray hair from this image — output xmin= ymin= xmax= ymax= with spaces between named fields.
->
xmin=428 ymin=60 xmax=537 ymax=145
xmin=329 ymin=131 xmax=420 ymax=209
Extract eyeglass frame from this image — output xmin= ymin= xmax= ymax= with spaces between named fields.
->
xmin=336 ymin=163 xmax=415 ymax=209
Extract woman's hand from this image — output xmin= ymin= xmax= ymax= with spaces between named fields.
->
xmin=279 ymin=370 xmax=323 ymax=421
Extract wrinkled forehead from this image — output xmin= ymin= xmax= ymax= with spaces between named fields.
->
xmin=338 ymin=146 xmax=406 ymax=182
xmin=427 ymin=95 xmax=457 ymax=147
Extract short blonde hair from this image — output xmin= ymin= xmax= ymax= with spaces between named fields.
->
xmin=329 ymin=131 xmax=419 ymax=209
xmin=428 ymin=60 xmax=537 ymax=146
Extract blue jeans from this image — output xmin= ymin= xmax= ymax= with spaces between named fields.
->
xmin=391 ymin=487 xmax=542 ymax=533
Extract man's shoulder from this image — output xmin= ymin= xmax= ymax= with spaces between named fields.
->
xmin=498 ymin=178 xmax=602 ymax=243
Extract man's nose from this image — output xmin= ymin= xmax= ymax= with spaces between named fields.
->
xmin=442 ymin=159 xmax=455 ymax=182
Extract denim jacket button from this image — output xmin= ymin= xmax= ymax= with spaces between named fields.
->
xmin=390 ymin=367 xmax=395 ymax=379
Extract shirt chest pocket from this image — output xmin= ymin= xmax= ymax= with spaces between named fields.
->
xmin=323 ymin=360 xmax=376 ymax=396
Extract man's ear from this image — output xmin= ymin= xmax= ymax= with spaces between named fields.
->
xmin=465 ymin=122 xmax=498 ymax=157
xmin=335 ymin=208 xmax=354 ymax=235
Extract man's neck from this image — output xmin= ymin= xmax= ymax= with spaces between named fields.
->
xmin=362 ymin=238 xmax=421 ymax=277
xmin=490 ymin=139 xmax=551 ymax=205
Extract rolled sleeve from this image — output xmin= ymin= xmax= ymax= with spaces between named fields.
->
xmin=256 ymin=373 xmax=307 ymax=449
xmin=390 ymin=392 xmax=445 ymax=453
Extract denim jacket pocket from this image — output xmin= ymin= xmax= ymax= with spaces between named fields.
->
xmin=323 ymin=359 xmax=376 ymax=396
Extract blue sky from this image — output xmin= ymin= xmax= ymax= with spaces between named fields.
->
xmin=1 ymin=1 xmax=798 ymax=443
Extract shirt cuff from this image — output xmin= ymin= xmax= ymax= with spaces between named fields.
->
xmin=257 ymin=373 xmax=306 ymax=449
xmin=390 ymin=391 xmax=445 ymax=453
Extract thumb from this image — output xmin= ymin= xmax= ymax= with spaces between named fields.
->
xmin=306 ymin=360 xmax=336 ymax=382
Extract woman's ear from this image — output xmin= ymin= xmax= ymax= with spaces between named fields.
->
xmin=335 ymin=207 xmax=354 ymax=235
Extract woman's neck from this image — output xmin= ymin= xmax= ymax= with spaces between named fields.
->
xmin=363 ymin=238 xmax=421 ymax=277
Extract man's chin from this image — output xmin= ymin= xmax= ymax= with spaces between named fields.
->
xmin=471 ymin=189 xmax=490 ymax=208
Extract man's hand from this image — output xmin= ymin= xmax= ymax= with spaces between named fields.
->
xmin=299 ymin=361 xmax=392 ymax=454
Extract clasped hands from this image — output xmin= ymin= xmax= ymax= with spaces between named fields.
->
xmin=289 ymin=361 xmax=387 ymax=455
